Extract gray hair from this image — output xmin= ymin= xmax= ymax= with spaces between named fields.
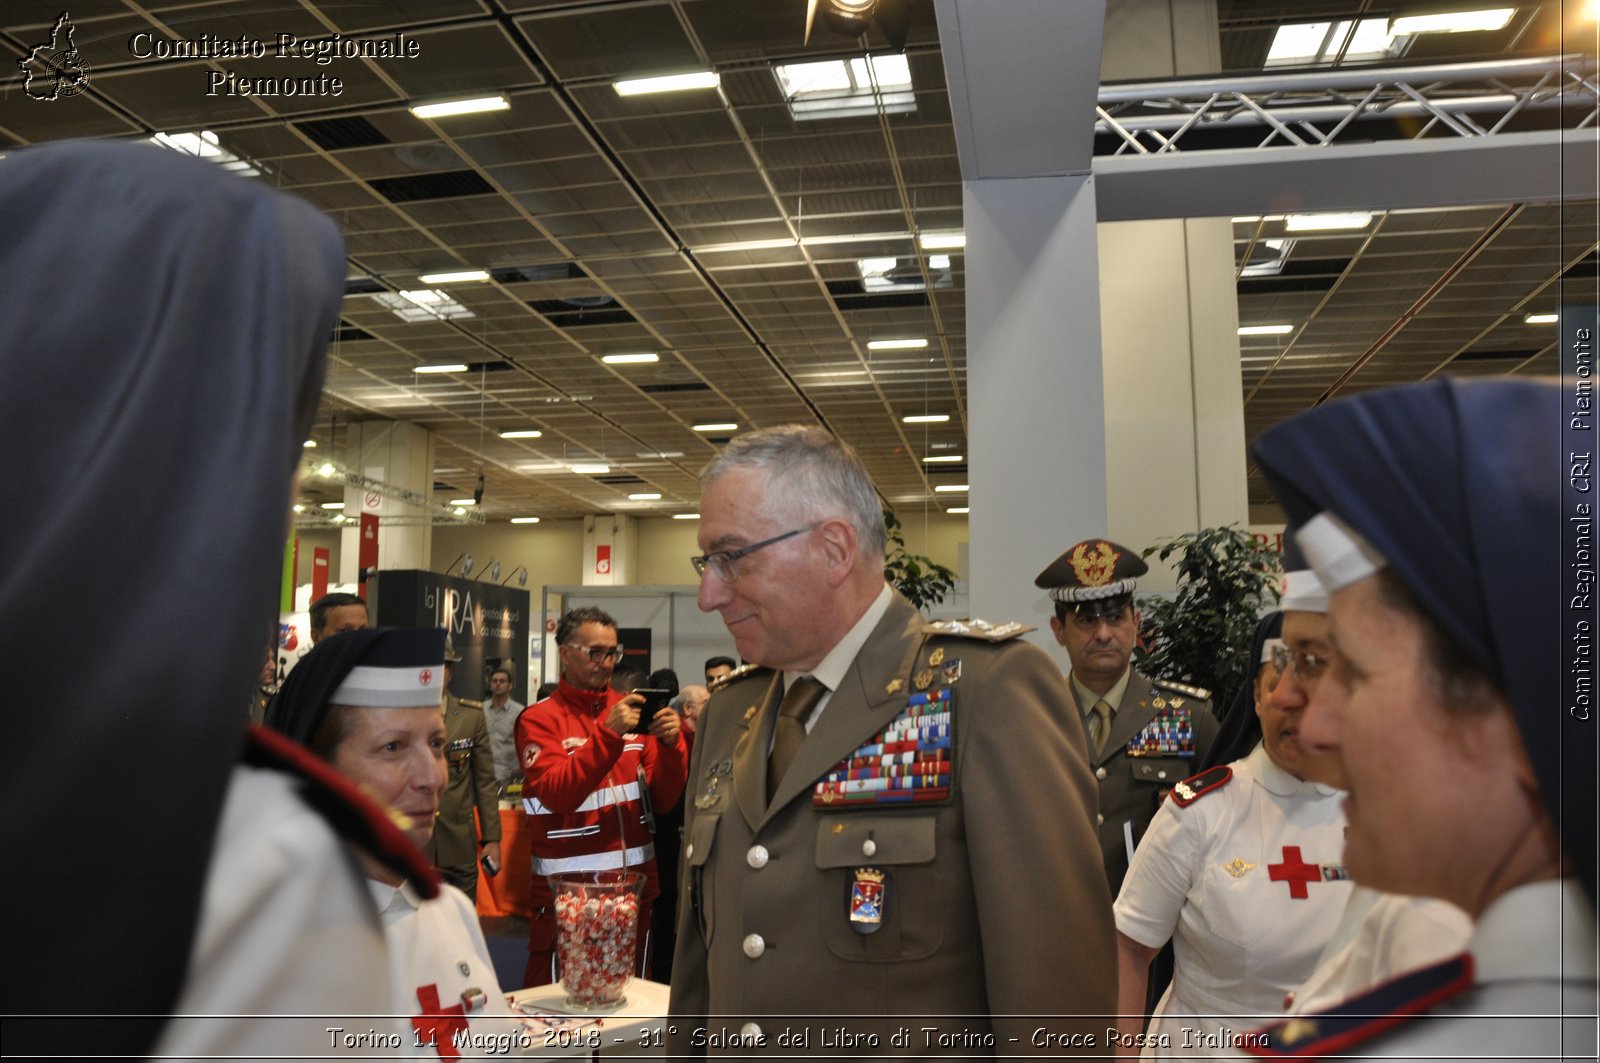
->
xmin=700 ymin=425 xmax=887 ymax=561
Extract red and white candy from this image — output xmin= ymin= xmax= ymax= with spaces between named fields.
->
xmin=555 ymin=889 xmax=639 ymax=1006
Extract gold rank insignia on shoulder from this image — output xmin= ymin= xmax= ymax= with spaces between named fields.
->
xmin=711 ymin=662 xmax=764 ymax=692
xmin=1223 ymin=858 xmax=1256 ymax=878
xmin=885 ymin=678 xmax=904 ymax=695
xmin=742 ymin=705 xmax=757 ymax=724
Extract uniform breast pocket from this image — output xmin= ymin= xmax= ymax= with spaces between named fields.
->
xmin=447 ymin=738 xmax=474 ymax=776
xmin=1129 ymin=756 xmax=1191 ymax=799
xmin=685 ymin=812 xmax=720 ymax=947
xmin=814 ymin=814 xmax=941 ymax=963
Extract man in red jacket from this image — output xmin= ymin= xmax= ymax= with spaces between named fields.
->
xmin=516 ymin=606 xmax=687 ymax=987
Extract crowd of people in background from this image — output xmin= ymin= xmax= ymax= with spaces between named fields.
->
xmin=4 ymin=138 xmax=1592 ymax=1060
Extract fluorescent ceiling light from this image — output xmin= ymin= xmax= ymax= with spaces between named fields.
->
xmin=694 ymin=422 xmax=738 ymax=432
xmin=801 ymin=231 xmax=913 ymax=248
xmin=500 ymin=429 xmax=544 ymax=439
xmin=571 ymin=463 xmax=611 ymax=475
xmin=1238 ymin=324 xmax=1295 ymax=336
xmin=919 ymin=231 xmax=965 ymax=250
xmin=614 ymin=71 xmax=720 ymax=96
xmin=601 ymin=352 xmax=659 ymax=364
xmin=414 ymin=363 xmax=469 ymax=373
xmin=1392 ymin=8 xmax=1513 ymax=34
xmin=928 ymin=254 xmax=951 ymax=269
xmin=637 ymin=450 xmax=684 ymax=459
xmin=449 ymin=498 xmax=476 ymax=506
xmin=418 ymin=269 xmax=489 ymax=284
xmin=922 ymin=455 xmax=964 ymax=464
xmin=320 ymin=502 xmax=345 ymax=510
xmin=693 ymin=238 xmax=798 ymax=253
xmin=946 ymin=507 xmax=970 ymax=514
xmin=903 ymin=414 xmax=950 ymax=424
xmin=867 ymin=338 xmax=927 ymax=350
xmin=516 ymin=462 xmax=564 ymax=472
xmin=1285 ymin=212 xmax=1373 ymax=232
xmin=628 ymin=492 xmax=662 ymax=501
xmin=510 ymin=517 xmax=541 ymax=524
xmin=673 ymin=513 xmax=700 ymax=520
xmin=410 ymin=95 xmax=509 ymax=119
xmin=934 ymin=484 xmax=970 ymax=493
xmin=302 ymin=439 xmax=317 ymax=448
xmin=1524 ymin=313 xmax=1559 ymax=324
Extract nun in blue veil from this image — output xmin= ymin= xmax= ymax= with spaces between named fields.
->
xmin=1243 ymin=377 xmax=1596 ymax=1059
xmin=0 ymin=140 xmax=413 ymax=1056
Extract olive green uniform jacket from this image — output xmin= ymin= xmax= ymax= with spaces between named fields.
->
xmin=1076 ymin=669 xmax=1217 ymax=896
xmin=425 ymin=693 xmax=500 ymax=871
xmin=667 ymin=592 xmax=1114 ymax=1057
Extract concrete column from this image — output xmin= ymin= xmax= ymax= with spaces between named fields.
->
xmin=339 ymin=421 xmax=435 ymax=583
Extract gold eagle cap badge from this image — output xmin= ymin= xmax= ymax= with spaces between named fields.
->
xmin=1070 ymin=540 xmax=1121 ymax=587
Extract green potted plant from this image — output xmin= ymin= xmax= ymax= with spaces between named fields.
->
xmin=882 ymin=510 xmax=958 ymax=612
xmin=1136 ymin=526 xmax=1281 ymax=711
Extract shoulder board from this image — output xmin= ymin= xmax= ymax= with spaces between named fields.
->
xmin=1152 ymin=677 xmax=1211 ymax=700
xmin=926 ymin=618 xmax=1035 ymax=642
xmin=458 ymin=697 xmax=484 ymax=710
xmin=1169 ymin=765 xmax=1232 ymax=806
xmin=242 ymin=724 xmax=441 ymax=899
xmin=709 ymin=662 xmax=768 ymax=693
xmin=1242 ymin=953 xmax=1474 ymax=1058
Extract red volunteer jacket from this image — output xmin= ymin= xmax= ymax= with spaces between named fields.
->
xmin=515 ymin=679 xmax=687 ymax=878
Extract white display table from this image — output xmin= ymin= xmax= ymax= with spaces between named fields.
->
xmin=508 ymin=979 xmax=670 ymax=1059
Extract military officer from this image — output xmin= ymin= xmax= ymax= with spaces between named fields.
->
xmin=668 ymin=425 xmax=1113 ymax=1056
xmin=424 ymin=638 xmax=502 ymax=901
xmin=1035 ymin=540 xmax=1219 ymax=896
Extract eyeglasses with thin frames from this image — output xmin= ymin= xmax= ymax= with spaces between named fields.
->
xmin=566 ymin=644 xmax=625 ymax=664
xmin=690 ymin=525 xmax=816 ymax=583
xmin=1269 ymin=644 xmax=1333 ymax=686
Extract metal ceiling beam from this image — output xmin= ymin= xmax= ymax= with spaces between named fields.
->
xmin=1093 ymin=128 xmax=1599 ymax=221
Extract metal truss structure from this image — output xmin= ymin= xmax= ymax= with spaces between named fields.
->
xmin=294 ymin=459 xmax=485 ymax=530
xmin=1096 ymin=54 xmax=1599 ymax=155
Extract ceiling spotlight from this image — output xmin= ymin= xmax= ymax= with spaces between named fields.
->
xmin=453 ymin=506 xmax=467 ymax=517
xmin=804 ymin=0 xmax=913 ymax=48
xmin=317 ymin=462 xmax=337 ymax=477
xmin=501 ymin=565 xmax=529 ymax=586
xmin=292 ymin=504 xmax=305 ymax=513
xmin=302 ymin=439 xmax=317 ymax=448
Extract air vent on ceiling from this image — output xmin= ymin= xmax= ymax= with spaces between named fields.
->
xmin=640 ymin=381 xmax=712 ymax=394
xmin=492 ymin=263 xmax=588 ymax=283
xmin=368 ymin=170 xmax=494 ymax=203
xmin=296 ymin=115 xmax=390 ymax=151
xmin=528 ymin=298 xmax=637 ymax=328
xmin=703 ymin=436 xmax=733 ymax=445
xmin=332 ymin=323 xmax=374 ymax=343
xmin=1236 ymin=258 xmax=1350 ymax=295
xmin=826 ymin=280 xmax=929 ymax=311
xmin=433 ymin=481 xmax=457 ymax=492
xmin=594 ymin=474 xmax=646 ymax=485
xmin=345 ymin=276 xmax=385 ymax=294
